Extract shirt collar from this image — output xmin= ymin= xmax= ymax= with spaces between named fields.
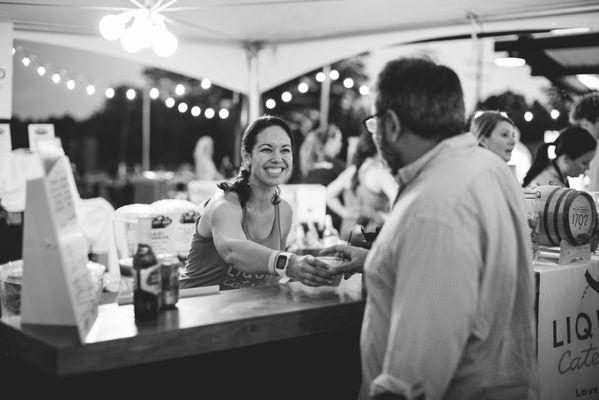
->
xmin=396 ymin=132 xmax=477 ymax=188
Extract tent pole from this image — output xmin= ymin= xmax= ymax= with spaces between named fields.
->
xmin=246 ymin=43 xmax=261 ymax=122
xmin=320 ymin=65 xmax=331 ymax=129
xmin=142 ymin=86 xmax=150 ymax=171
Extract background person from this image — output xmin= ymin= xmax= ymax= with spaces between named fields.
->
xmin=303 ymin=123 xmax=345 ymax=186
xmin=182 ymin=116 xmax=335 ymax=290
xmin=522 ymin=125 xmax=596 ymax=188
xmin=471 ymin=110 xmax=516 ymax=163
xmin=323 ymin=57 xmax=537 ymax=400
xmin=193 ymin=136 xmax=224 ymax=181
xmin=325 ymin=131 xmax=397 ymax=241
xmin=570 ymin=92 xmax=599 ymax=190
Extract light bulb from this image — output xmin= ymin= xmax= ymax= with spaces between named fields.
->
xmin=265 ymin=99 xmax=276 ymax=109
xmin=175 ymin=83 xmax=185 ymax=96
xmin=343 ymin=78 xmax=354 ymax=88
xmin=22 ymin=57 xmax=30 ymax=67
xmin=120 ymin=28 xmax=143 ymax=53
xmin=37 ymin=66 xmax=46 ymax=76
xmin=219 ymin=108 xmax=229 ymax=119
xmin=524 ymin=111 xmax=533 ymax=122
xmin=99 ymin=14 xmax=124 ymax=41
xmin=201 ymin=78 xmax=211 ymax=89
xmin=298 ymin=82 xmax=309 ymax=93
xmin=178 ymin=102 xmax=188 ymax=113
xmin=149 ymin=87 xmax=159 ymax=99
xmin=329 ymin=69 xmax=339 ymax=80
xmin=165 ymin=97 xmax=175 ymax=108
xmin=359 ymin=85 xmax=369 ymax=96
xmin=126 ymin=89 xmax=136 ymax=100
xmin=205 ymin=108 xmax=215 ymax=119
xmin=550 ymin=109 xmax=560 ymax=120
xmin=86 ymin=84 xmax=96 ymax=95
xmin=281 ymin=91 xmax=292 ymax=102
xmin=128 ymin=11 xmax=153 ymax=49
xmin=105 ymin=88 xmax=115 ymax=98
xmin=52 ymin=73 xmax=61 ymax=84
xmin=191 ymin=106 xmax=201 ymax=117
xmin=66 ymin=79 xmax=76 ymax=90
xmin=315 ymin=72 xmax=325 ymax=82
xmin=153 ymin=31 xmax=177 ymax=57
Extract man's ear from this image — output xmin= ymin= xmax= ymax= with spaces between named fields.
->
xmin=383 ymin=109 xmax=402 ymax=142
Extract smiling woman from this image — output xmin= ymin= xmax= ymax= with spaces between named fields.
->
xmin=181 ymin=115 xmax=336 ymax=290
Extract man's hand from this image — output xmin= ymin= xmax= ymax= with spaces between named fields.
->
xmin=318 ymin=244 xmax=369 ymax=277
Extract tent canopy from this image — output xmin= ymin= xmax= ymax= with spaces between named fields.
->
xmin=4 ymin=0 xmax=599 ymax=95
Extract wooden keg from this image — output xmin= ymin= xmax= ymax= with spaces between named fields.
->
xmin=534 ymin=185 xmax=597 ymax=246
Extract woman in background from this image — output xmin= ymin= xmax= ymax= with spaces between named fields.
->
xmin=183 ymin=116 xmax=334 ymax=290
xmin=522 ymin=125 xmax=596 ymax=188
xmin=471 ymin=110 xmax=517 ymax=163
xmin=193 ymin=136 xmax=224 ymax=181
xmin=326 ymin=131 xmax=397 ymax=242
xmin=303 ymin=124 xmax=345 ymax=186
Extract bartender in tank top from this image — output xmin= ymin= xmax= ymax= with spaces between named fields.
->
xmin=182 ymin=116 xmax=336 ymax=290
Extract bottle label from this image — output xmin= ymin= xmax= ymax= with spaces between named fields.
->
xmin=138 ymin=263 xmax=162 ymax=295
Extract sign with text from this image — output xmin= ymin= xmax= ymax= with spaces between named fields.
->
xmin=27 ymin=123 xmax=55 ymax=152
xmin=21 ymin=156 xmax=98 ymax=343
xmin=0 ymin=123 xmax=11 ymax=155
xmin=136 ymin=209 xmax=199 ymax=256
xmin=536 ymin=259 xmax=599 ymax=400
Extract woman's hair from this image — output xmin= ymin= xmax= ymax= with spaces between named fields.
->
xmin=469 ymin=110 xmax=515 ymax=141
xmin=299 ymin=124 xmax=341 ymax=177
xmin=522 ymin=126 xmax=597 ymax=187
xmin=351 ymin=131 xmax=378 ymax=192
xmin=217 ymin=115 xmax=293 ymax=207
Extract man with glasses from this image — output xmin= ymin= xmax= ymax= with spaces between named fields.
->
xmin=320 ymin=57 xmax=537 ymax=399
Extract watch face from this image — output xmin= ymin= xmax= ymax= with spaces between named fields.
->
xmin=275 ymin=255 xmax=288 ymax=270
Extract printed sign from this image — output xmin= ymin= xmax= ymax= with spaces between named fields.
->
xmin=0 ymin=123 xmax=11 ymax=154
xmin=27 ymin=123 xmax=55 ymax=152
xmin=536 ymin=259 xmax=599 ymax=400
xmin=137 ymin=209 xmax=200 ymax=256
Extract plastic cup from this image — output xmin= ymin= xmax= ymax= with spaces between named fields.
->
xmin=1 ymin=260 xmax=23 ymax=317
xmin=314 ymin=256 xmax=344 ymax=286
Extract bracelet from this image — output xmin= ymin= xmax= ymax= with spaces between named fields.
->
xmin=268 ymin=250 xmax=280 ymax=275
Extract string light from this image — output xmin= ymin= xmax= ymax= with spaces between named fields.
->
xmin=265 ymin=99 xmax=276 ymax=109
xmin=126 ymin=88 xmax=136 ymax=100
xmin=550 ymin=109 xmax=560 ymax=120
xmin=205 ymin=108 xmax=215 ymax=119
xmin=51 ymin=73 xmax=61 ymax=84
xmin=219 ymin=108 xmax=229 ymax=119
xmin=298 ymin=82 xmax=309 ymax=93
xmin=178 ymin=102 xmax=188 ymax=113
xmin=281 ymin=91 xmax=292 ymax=103
xmin=86 ymin=84 xmax=96 ymax=95
xmin=66 ymin=79 xmax=76 ymax=90
xmin=191 ymin=106 xmax=201 ymax=117
xmin=524 ymin=111 xmax=533 ymax=122
xmin=105 ymin=88 xmax=115 ymax=99
xmin=175 ymin=83 xmax=185 ymax=96
xmin=359 ymin=85 xmax=369 ymax=96
xmin=37 ymin=66 xmax=46 ymax=76
xmin=315 ymin=72 xmax=325 ymax=82
xmin=329 ymin=69 xmax=340 ymax=80
xmin=201 ymin=78 xmax=211 ymax=89
xmin=149 ymin=87 xmax=160 ymax=99
xmin=165 ymin=97 xmax=175 ymax=108
xmin=22 ymin=56 xmax=30 ymax=66
xmin=343 ymin=78 xmax=354 ymax=88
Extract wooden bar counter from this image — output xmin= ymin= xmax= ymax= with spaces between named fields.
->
xmin=0 ymin=277 xmax=365 ymax=398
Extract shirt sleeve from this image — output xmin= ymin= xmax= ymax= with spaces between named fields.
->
xmin=370 ymin=217 xmax=479 ymax=400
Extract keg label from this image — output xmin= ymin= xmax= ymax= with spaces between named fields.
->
xmin=569 ymin=196 xmax=593 ymax=237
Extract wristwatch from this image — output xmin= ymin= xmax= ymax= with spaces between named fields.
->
xmin=275 ymin=252 xmax=293 ymax=278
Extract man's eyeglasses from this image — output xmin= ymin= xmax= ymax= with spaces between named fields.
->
xmin=362 ymin=110 xmax=387 ymax=135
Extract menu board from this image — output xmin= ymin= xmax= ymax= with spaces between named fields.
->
xmin=536 ymin=258 xmax=599 ymax=399
xmin=21 ymin=156 xmax=98 ymax=342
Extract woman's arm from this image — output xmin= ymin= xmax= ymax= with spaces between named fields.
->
xmin=326 ymin=166 xmax=355 ymax=220
xmin=209 ymin=198 xmax=335 ymax=286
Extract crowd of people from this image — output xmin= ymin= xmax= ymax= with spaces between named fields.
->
xmin=180 ymin=53 xmax=599 ymax=399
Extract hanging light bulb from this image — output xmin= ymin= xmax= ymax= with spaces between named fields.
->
xmin=22 ymin=57 xmax=31 ymax=67
xmin=105 ymin=88 xmax=115 ymax=98
xmin=153 ymin=31 xmax=177 ymax=57
xmin=175 ymin=83 xmax=185 ymax=96
xmin=205 ymin=108 xmax=215 ymax=119
xmin=165 ymin=97 xmax=175 ymax=108
xmin=99 ymin=14 xmax=126 ymax=41
xmin=329 ymin=69 xmax=339 ymax=80
xmin=149 ymin=87 xmax=160 ymax=99
xmin=52 ymin=73 xmax=61 ymax=84
xmin=298 ymin=82 xmax=309 ymax=93
xmin=343 ymin=78 xmax=354 ymax=88
xmin=120 ymin=27 xmax=143 ymax=53
xmin=66 ymin=79 xmax=76 ymax=90
xmin=126 ymin=89 xmax=136 ymax=100
xmin=219 ymin=108 xmax=230 ymax=119
xmin=201 ymin=78 xmax=211 ymax=89
xmin=37 ymin=66 xmax=46 ymax=76
xmin=178 ymin=102 xmax=188 ymax=113
xmin=86 ymin=84 xmax=96 ymax=95
xmin=191 ymin=106 xmax=201 ymax=117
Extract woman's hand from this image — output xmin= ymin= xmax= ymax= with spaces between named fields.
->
xmin=318 ymin=245 xmax=369 ymax=277
xmin=286 ymin=255 xmax=337 ymax=286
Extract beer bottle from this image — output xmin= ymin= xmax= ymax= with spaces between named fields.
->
xmin=133 ymin=244 xmax=162 ymax=320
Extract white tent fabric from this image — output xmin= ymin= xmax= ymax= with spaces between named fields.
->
xmin=6 ymin=0 xmax=599 ymax=98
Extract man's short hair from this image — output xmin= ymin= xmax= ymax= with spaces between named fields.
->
xmin=375 ymin=57 xmax=465 ymax=139
xmin=570 ymin=92 xmax=599 ymax=124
